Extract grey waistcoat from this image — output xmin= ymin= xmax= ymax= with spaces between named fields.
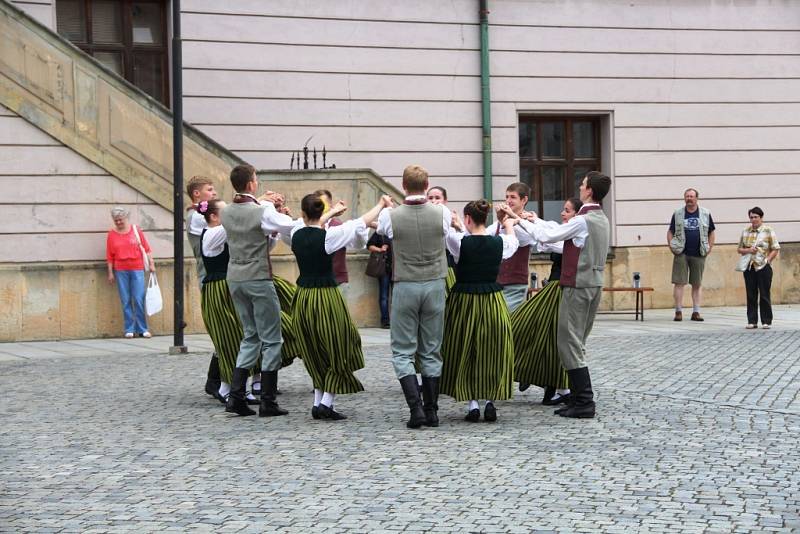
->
xmin=186 ymin=209 xmax=207 ymax=282
xmin=389 ymin=203 xmax=448 ymax=282
xmin=576 ymin=209 xmax=610 ymax=288
xmin=221 ymin=202 xmax=273 ymax=282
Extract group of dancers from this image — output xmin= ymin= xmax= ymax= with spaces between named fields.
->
xmin=186 ymin=162 xmax=612 ymax=424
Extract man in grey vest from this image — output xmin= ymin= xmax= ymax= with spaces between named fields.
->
xmin=667 ymin=188 xmax=716 ymax=322
xmin=520 ymin=171 xmax=612 ymax=419
xmin=221 ymin=164 xmax=295 ymax=417
xmin=376 ymin=164 xmax=451 ymax=429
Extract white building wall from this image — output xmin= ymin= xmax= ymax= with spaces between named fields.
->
xmin=179 ymin=0 xmax=799 ymax=246
xmin=0 ymin=105 xmax=173 ymax=263
xmin=10 ymin=0 xmax=53 ymax=28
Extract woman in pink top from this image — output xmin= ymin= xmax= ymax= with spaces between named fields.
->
xmin=106 ymin=207 xmax=155 ymax=338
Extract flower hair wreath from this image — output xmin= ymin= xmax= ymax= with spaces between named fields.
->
xmin=198 ymin=200 xmax=209 ymax=214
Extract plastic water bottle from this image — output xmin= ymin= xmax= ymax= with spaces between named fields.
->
xmin=633 ymin=272 xmax=641 ymax=288
xmin=530 ymin=272 xmax=538 ymax=289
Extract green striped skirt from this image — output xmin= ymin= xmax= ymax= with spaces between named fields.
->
xmin=440 ymin=291 xmax=514 ymax=402
xmin=273 ymin=275 xmax=297 ymax=314
xmin=511 ymin=281 xmax=568 ymax=389
xmin=279 ymin=311 xmax=301 ymax=368
xmin=445 ymin=267 xmax=456 ymax=295
xmin=201 ymin=279 xmax=243 ymax=384
xmin=292 ymin=286 xmax=365 ymax=394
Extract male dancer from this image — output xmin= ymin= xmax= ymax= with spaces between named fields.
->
xmin=377 ymin=165 xmax=451 ymax=428
xmin=488 ymin=183 xmax=537 ymax=313
xmin=221 ymin=164 xmax=295 ymax=417
xmin=185 ymin=176 xmax=223 ymax=400
xmin=520 ymin=171 xmax=611 ymax=419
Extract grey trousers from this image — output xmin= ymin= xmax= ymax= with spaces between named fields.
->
xmin=390 ymin=279 xmax=446 ymax=379
xmin=228 ymin=279 xmax=283 ymax=372
xmin=502 ymin=284 xmax=528 ymax=313
xmin=557 ymin=286 xmax=602 ymax=370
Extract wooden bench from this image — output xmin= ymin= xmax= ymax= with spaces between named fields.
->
xmin=527 ymin=286 xmax=654 ymax=321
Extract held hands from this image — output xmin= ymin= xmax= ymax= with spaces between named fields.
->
xmin=380 ymin=195 xmax=395 ymax=208
xmin=520 ymin=210 xmax=537 ymax=222
xmin=451 ymin=210 xmax=464 ymax=232
xmin=498 ymin=203 xmax=520 ymax=225
xmin=329 ymin=200 xmax=348 ymax=216
xmin=259 ymin=190 xmax=284 ymax=206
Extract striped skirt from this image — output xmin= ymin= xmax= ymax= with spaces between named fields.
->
xmin=292 ymin=286 xmax=365 ymax=394
xmin=273 ymin=275 xmax=297 ymax=314
xmin=201 ymin=279 xmax=243 ymax=384
xmin=445 ymin=267 xmax=457 ymax=295
xmin=511 ymin=281 xmax=568 ymax=389
xmin=440 ymin=291 xmax=514 ymax=402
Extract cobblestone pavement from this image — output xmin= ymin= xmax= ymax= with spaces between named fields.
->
xmin=1 ymin=307 xmax=799 ymax=533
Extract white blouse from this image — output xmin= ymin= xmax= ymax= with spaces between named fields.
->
xmin=290 ymin=218 xmax=369 ymax=255
xmin=445 ymin=228 xmax=520 ymax=264
xmin=201 ymin=225 xmax=280 ymax=257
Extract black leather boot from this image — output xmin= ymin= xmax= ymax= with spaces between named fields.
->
xmin=421 ymin=376 xmax=439 ymax=427
xmin=204 ymin=354 xmax=221 ymax=398
xmin=225 ymin=367 xmax=255 ymax=416
xmin=400 ymin=375 xmax=426 ymax=429
xmin=259 ymin=370 xmax=288 ymax=417
xmin=558 ymin=367 xmax=595 ymax=419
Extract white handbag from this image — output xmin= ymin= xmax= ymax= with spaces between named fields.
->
xmin=145 ymin=272 xmax=163 ymax=316
xmin=735 ymin=254 xmax=752 ymax=272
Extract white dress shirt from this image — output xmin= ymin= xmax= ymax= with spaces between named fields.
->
xmin=290 ymin=218 xmax=369 ymax=255
xmin=188 ymin=210 xmax=207 ymax=236
xmin=445 ymin=229 xmax=520 ymax=264
xmin=376 ymin=198 xmax=452 ymax=239
xmin=201 ymin=225 xmax=227 ymax=257
xmin=485 ymin=220 xmax=537 ymax=248
xmin=517 ymin=204 xmax=601 ymax=249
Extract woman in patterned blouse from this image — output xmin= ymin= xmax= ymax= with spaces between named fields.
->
xmin=736 ymin=207 xmax=780 ymax=329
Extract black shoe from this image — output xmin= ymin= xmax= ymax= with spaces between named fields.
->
xmin=259 ymin=370 xmax=288 ymax=417
xmin=543 ymin=392 xmax=571 ymax=406
xmin=558 ymin=367 xmax=595 ymax=419
xmin=399 ymin=375 xmax=426 ymax=429
xmin=421 ymin=376 xmax=440 ymax=427
xmin=519 ymin=382 xmax=531 ymax=392
xmin=318 ymin=403 xmax=347 ymax=421
xmin=464 ymin=409 xmax=480 ymax=422
xmin=483 ymin=402 xmax=497 ymax=422
xmin=225 ymin=367 xmax=255 ymax=416
xmin=381 ymin=323 xmax=390 ymax=329
xmin=541 ymin=386 xmax=556 ymax=404
xmin=213 ymin=391 xmax=227 ymax=404
xmin=311 ymin=406 xmax=321 ymax=420
xmin=204 ymin=354 xmax=221 ymax=397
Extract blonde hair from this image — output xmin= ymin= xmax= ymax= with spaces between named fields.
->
xmin=186 ymin=175 xmax=214 ymax=199
xmin=402 ymin=164 xmax=429 ymax=194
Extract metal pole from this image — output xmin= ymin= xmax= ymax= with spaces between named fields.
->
xmin=479 ymin=0 xmax=493 ymax=216
xmin=170 ymin=0 xmax=187 ymax=354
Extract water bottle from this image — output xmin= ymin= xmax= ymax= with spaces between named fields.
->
xmin=530 ymin=272 xmax=538 ymax=289
xmin=633 ymin=272 xmax=641 ymax=288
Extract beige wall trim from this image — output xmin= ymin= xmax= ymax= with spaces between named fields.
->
xmin=0 ymin=0 xmax=243 ymax=210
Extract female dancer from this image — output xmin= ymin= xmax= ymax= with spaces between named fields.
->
xmin=427 ymin=186 xmax=457 ymax=293
xmin=440 ymin=200 xmax=520 ymax=422
xmin=513 ymin=198 xmax=582 ymax=405
xmin=290 ymin=194 xmax=392 ymax=420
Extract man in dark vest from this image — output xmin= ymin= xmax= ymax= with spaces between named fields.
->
xmin=520 ymin=171 xmax=612 ymax=419
xmin=376 ymin=164 xmax=451 ymax=429
xmin=487 ymin=182 xmax=536 ymax=313
xmin=221 ymin=164 xmax=295 ymax=417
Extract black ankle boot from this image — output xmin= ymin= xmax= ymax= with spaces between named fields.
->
xmin=558 ymin=367 xmax=595 ymax=418
xmin=225 ymin=367 xmax=255 ymax=416
xmin=400 ymin=375 xmax=426 ymax=429
xmin=204 ymin=354 xmax=221 ymax=398
xmin=421 ymin=376 xmax=440 ymax=427
xmin=259 ymin=370 xmax=288 ymax=417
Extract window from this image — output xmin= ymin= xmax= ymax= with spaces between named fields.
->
xmin=56 ymin=0 xmax=169 ymax=107
xmin=518 ymin=116 xmax=601 ymax=221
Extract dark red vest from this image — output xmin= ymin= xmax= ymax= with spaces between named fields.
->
xmin=327 ymin=218 xmax=349 ymax=284
xmin=495 ymin=224 xmax=530 ymax=285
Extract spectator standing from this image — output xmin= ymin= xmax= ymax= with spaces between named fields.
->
xmin=106 ymin=207 xmax=154 ymax=338
xmin=667 ymin=188 xmax=716 ymax=321
xmin=367 ymin=231 xmax=393 ymax=328
xmin=737 ymin=207 xmax=780 ymax=329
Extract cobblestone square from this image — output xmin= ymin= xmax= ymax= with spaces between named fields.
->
xmin=1 ymin=307 xmax=799 ymax=533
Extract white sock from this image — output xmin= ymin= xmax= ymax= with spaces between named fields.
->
xmin=246 ymin=391 xmax=257 ymax=401
xmin=252 ymin=376 xmax=261 ymax=393
xmin=218 ymin=382 xmax=231 ymax=398
xmin=468 ymin=400 xmax=479 ymax=411
xmin=693 ymin=305 xmax=700 ymax=313
xmin=675 ymin=306 xmax=682 ymax=312
xmin=321 ymin=392 xmax=335 ymax=408
xmin=556 ymin=388 xmax=570 ymax=396
xmin=313 ymin=389 xmax=322 ymax=407
xmin=417 ymin=375 xmax=423 ymax=387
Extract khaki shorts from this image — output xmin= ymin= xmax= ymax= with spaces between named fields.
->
xmin=671 ymin=254 xmax=706 ymax=286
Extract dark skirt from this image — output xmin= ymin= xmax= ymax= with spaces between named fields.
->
xmin=279 ymin=311 xmax=301 ymax=368
xmin=201 ymin=279 xmax=243 ymax=384
xmin=445 ymin=267 xmax=457 ymax=295
xmin=292 ymin=286 xmax=365 ymax=394
xmin=511 ymin=281 xmax=568 ymax=389
xmin=440 ymin=291 xmax=514 ymax=402
xmin=273 ymin=275 xmax=297 ymax=314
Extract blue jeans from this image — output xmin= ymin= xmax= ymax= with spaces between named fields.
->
xmin=378 ymin=274 xmax=391 ymax=325
xmin=115 ymin=270 xmax=147 ymax=334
